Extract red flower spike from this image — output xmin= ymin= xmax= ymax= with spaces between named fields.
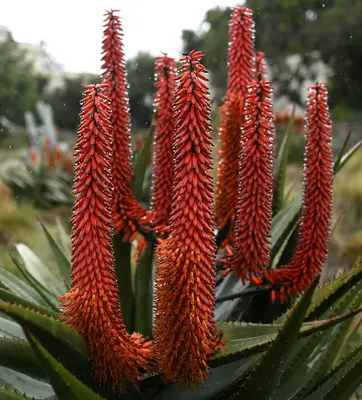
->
xmin=225 ymin=79 xmax=274 ymax=282
xmin=60 ymin=84 xmax=152 ymax=392
xmin=263 ymin=83 xmax=333 ymax=302
xmin=215 ymin=7 xmax=256 ymax=239
xmin=101 ymin=10 xmax=150 ymax=242
xmin=255 ymin=51 xmax=267 ymax=80
xmin=153 ymin=50 xmax=223 ymax=386
xmin=150 ymin=56 xmax=176 ymax=230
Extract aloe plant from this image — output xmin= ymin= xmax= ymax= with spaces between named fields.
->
xmin=0 ymin=5 xmax=362 ymax=400
xmin=1 ymin=102 xmax=73 ymax=208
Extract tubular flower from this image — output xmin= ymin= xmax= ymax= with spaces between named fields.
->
xmin=262 ymin=83 xmax=333 ymax=303
xmin=225 ymin=80 xmax=274 ymax=282
xmin=153 ymin=50 xmax=223 ymax=386
xmin=255 ymin=51 xmax=267 ymax=80
xmin=215 ymin=7 xmax=256 ymax=239
xmin=60 ymin=84 xmax=152 ymax=392
xmin=101 ymin=9 xmax=150 ymax=242
xmin=150 ymin=55 xmax=176 ymax=230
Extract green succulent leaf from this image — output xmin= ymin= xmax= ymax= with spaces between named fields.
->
xmin=10 ymin=255 xmax=60 ymax=312
xmin=305 ymin=344 xmax=362 ymax=400
xmin=307 ymin=262 xmax=362 ymax=320
xmin=334 ymin=138 xmax=362 ymax=174
xmin=0 ymin=337 xmax=46 ymax=381
xmin=0 ymin=288 xmax=59 ymax=318
xmin=273 ymin=105 xmax=295 ymax=215
xmin=24 ymin=331 xmax=105 ymax=400
xmin=37 ymin=218 xmax=71 ymax=288
xmin=0 ymin=303 xmax=91 ymax=385
xmin=15 ymin=244 xmax=66 ymax=298
xmin=135 ymin=242 xmax=154 ymax=338
xmin=274 ymin=274 xmax=362 ymax=399
xmin=133 ymin=124 xmax=155 ymax=201
xmin=0 ymin=387 xmax=34 ymax=399
xmin=0 ymin=267 xmax=49 ymax=307
xmin=234 ymin=279 xmax=318 ymax=399
xmin=55 ymin=217 xmax=71 ymax=258
xmin=0 ymin=316 xmax=26 ymax=340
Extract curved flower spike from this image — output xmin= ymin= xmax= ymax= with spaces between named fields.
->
xmin=102 ymin=9 xmax=151 ymax=242
xmin=262 ymin=83 xmax=333 ymax=302
xmin=215 ymin=7 xmax=256 ymax=241
xmin=150 ymin=55 xmax=176 ymax=231
xmin=153 ymin=50 xmax=223 ymax=386
xmin=225 ymin=79 xmax=274 ymax=282
xmin=60 ymin=84 xmax=152 ymax=392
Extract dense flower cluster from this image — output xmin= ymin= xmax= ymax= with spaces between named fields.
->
xmin=60 ymin=84 xmax=152 ymax=391
xmin=215 ymin=7 xmax=256 ymax=241
xmin=150 ymin=55 xmax=177 ymax=230
xmin=258 ymin=83 xmax=333 ymax=302
xmin=153 ymin=50 xmax=223 ymax=385
xmin=225 ymin=79 xmax=274 ymax=282
xmin=102 ymin=10 xmax=150 ymax=242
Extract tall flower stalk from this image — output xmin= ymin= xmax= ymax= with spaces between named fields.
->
xmin=215 ymin=7 xmax=256 ymax=241
xmin=153 ymin=51 xmax=223 ymax=385
xmin=226 ymin=79 xmax=274 ymax=282
xmin=102 ymin=10 xmax=150 ymax=242
xmin=262 ymin=83 xmax=333 ymax=302
xmin=150 ymin=55 xmax=176 ymax=231
xmin=60 ymin=84 xmax=152 ymax=391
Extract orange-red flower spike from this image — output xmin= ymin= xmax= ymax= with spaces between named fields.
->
xmin=153 ymin=50 xmax=223 ymax=386
xmin=101 ymin=10 xmax=150 ymax=242
xmin=60 ymin=84 xmax=152 ymax=392
xmin=225 ymin=79 xmax=274 ymax=282
xmin=215 ymin=7 xmax=256 ymax=241
xmin=263 ymin=83 xmax=333 ymax=302
xmin=150 ymin=55 xmax=176 ymax=231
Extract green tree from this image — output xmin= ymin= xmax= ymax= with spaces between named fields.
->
xmin=127 ymin=52 xmax=156 ymax=131
xmin=0 ymin=31 xmax=41 ymax=124
xmin=45 ymin=74 xmax=100 ymax=131
xmin=181 ymin=0 xmax=362 ymax=110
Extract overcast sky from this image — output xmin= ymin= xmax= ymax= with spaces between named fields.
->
xmin=0 ymin=0 xmax=241 ymax=74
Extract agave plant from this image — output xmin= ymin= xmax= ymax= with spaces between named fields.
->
xmin=0 ymin=6 xmax=362 ymax=400
xmin=1 ymin=101 xmax=73 ymax=208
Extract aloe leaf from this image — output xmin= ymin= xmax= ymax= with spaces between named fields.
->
xmin=15 ymin=244 xmax=66 ymax=297
xmin=307 ymin=262 xmax=362 ymax=320
xmin=154 ymin=355 xmax=260 ymax=400
xmin=274 ymin=275 xmax=362 ymax=399
xmin=0 ymin=303 xmax=91 ymax=385
xmin=214 ymin=272 xmax=247 ymax=322
xmin=0 ymin=338 xmax=46 ymax=381
xmin=273 ymin=105 xmax=295 ymax=215
xmin=55 ymin=217 xmax=71 ymax=258
xmin=0 ymin=387 xmax=34 ymax=399
xmin=333 ymin=129 xmax=352 ymax=174
xmin=10 ymin=255 xmax=60 ymax=312
xmin=133 ymin=124 xmax=155 ymax=201
xmin=0 ymin=267 xmax=48 ymax=307
xmin=305 ymin=344 xmax=362 ymax=400
xmin=24 ymin=331 xmax=105 ymax=400
xmin=0 ymin=288 xmax=59 ymax=318
xmin=135 ymin=242 xmax=154 ymax=338
xmin=234 ymin=279 xmax=318 ymax=399
xmin=113 ymin=234 xmax=134 ymax=333
xmin=0 ymin=367 xmax=54 ymax=399
xmin=0 ymin=316 xmax=26 ymax=340
xmin=37 ymin=218 xmax=71 ymax=287
xmin=334 ymin=139 xmax=362 ymax=174
xmin=270 ymin=195 xmax=301 ymax=264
